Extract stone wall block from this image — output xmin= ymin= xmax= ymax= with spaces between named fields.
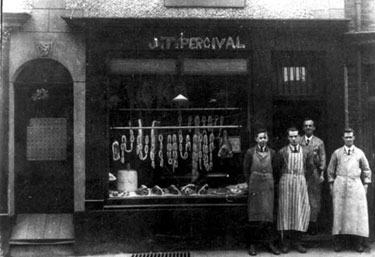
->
xmin=10 ymin=33 xmax=39 ymax=78
xmin=49 ymin=9 xmax=72 ymax=32
xmin=32 ymin=0 xmax=66 ymax=9
xmin=66 ymin=9 xmax=84 ymax=18
xmin=329 ymin=0 xmax=345 ymax=9
xmin=330 ymin=9 xmax=345 ymax=19
xmin=52 ymin=33 xmax=86 ymax=82
xmin=10 ymin=32 xmax=86 ymax=83
xmin=361 ymin=0 xmax=375 ymax=31
xmin=311 ymin=9 xmax=330 ymax=19
xmin=344 ymin=0 xmax=356 ymax=32
xmin=20 ymin=9 xmax=49 ymax=32
xmin=65 ymin=0 xmax=344 ymax=19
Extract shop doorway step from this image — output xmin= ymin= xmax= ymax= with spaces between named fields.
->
xmin=9 ymin=213 xmax=74 ymax=245
xmin=132 ymin=252 xmax=190 ymax=257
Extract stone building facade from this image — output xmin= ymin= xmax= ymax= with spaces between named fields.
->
xmin=1 ymin=0 xmax=374 ymax=255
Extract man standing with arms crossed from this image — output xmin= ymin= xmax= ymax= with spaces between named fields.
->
xmin=327 ymin=128 xmax=371 ymax=252
xmin=300 ymin=118 xmax=326 ymax=235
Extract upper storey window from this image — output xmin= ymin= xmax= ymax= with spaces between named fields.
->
xmin=164 ymin=0 xmax=245 ymax=8
xmin=272 ymin=51 xmax=326 ymax=97
xmin=283 ymin=66 xmax=306 ymax=82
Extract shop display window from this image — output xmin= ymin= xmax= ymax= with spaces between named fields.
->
xmin=107 ymin=74 xmax=248 ymax=204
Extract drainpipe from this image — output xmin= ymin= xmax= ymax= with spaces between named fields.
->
xmin=355 ymin=0 xmax=362 ymax=32
xmin=356 ymin=48 xmax=362 ymax=146
xmin=0 ymin=29 xmax=11 ymax=217
xmin=344 ymin=65 xmax=349 ymax=128
xmin=354 ymin=0 xmax=363 ymax=145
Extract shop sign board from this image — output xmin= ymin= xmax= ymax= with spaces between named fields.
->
xmin=148 ymin=34 xmax=246 ymax=50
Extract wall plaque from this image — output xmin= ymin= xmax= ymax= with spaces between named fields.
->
xmin=35 ymin=40 xmax=54 ymax=58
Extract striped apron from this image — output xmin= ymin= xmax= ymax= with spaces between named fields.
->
xmin=278 ymin=147 xmax=310 ymax=232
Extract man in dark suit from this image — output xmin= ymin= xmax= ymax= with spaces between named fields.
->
xmin=300 ymin=118 xmax=326 ymax=235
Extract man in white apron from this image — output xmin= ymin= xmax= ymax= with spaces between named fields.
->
xmin=243 ymin=129 xmax=280 ymax=255
xmin=300 ymin=118 xmax=326 ymax=235
xmin=327 ymin=128 xmax=371 ymax=252
xmin=277 ymin=127 xmax=314 ymax=254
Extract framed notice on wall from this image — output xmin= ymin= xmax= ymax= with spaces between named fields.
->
xmin=228 ymin=136 xmax=241 ymax=153
xmin=26 ymin=118 xmax=67 ymax=161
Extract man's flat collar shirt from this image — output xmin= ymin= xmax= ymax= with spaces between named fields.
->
xmin=257 ymin=145 xmax=268 ymax=152
xmin=289 ymin=144 xmax=300 ymax=153
xmin=344 ymin=145 xmax=354 ymax=155
xmin=305 ymin=135 xmax=313 ymax=145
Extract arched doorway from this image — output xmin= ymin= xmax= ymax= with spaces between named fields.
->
xmin=14 ymin=59 xmax=73 ymax=213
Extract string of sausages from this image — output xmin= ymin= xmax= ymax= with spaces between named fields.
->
xmin=111 ymin=115 xmax=230 ymax=181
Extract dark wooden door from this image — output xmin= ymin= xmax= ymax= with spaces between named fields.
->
xmin=271 ymin=99 xmax=326 ymax=149
xmin=14 ymin=60 xmax=73 ymax=213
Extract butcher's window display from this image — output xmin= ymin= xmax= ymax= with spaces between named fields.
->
xmin=108 ymin=75 xmax=247 ymax=199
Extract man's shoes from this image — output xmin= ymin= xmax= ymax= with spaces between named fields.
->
xmin=280 ymin=242 xmax=289 ymax=254
xmin=363 ymin=240 xmax=371 ymax=253
xmin=248 ymin=244 xmax=257 ymax=256
xmin=307 ymin=222 xmax=318 ymax=235
xmin=356 ymin=243 xmax=364 ymax=253
xmin=267 ymin=242 xmax=280 ymax=255
xmin=334 ymin=241 xmax=342 ymax=252
xmin=307 ymin=228 xmax=317 ymax=235
xmin=295 ymin=244 xmax=307 ymax=253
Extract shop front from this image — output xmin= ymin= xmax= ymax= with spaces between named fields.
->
xmin=4 ymin=0 xmax=375 ymax=255
xmin=63 ymin=18 xmax=349 ymax=253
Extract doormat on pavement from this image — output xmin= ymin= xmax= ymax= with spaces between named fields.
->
xmin=10 ymin=213 xmax=74 ymax=245
xmin=131 ymin=252 xmax=190 ymax=257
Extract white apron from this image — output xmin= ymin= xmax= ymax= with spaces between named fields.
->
xmin=329 ymin=147 xmax=370 ymax=237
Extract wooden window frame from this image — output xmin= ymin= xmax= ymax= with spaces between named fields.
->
xmin=272 ymin=51 xmax=325 ymax=97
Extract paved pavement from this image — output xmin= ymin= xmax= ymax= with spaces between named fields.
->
xmin=8 ymin=239 xmax=374 ymax=256
xmin=75 ymin=242 xmax=374 ymax=257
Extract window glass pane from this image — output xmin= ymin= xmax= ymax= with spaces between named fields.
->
xmin=183 ymin=59 xmax=248 ymax=75
xmin=108 ymin=59 xmax=177 ymax=75
xmin=301 ymin=66 xmax=306 ymax=82
xmin=283 ymin=67 xmax=288 ymax=82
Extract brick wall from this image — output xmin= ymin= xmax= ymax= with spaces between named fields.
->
xmin=345 ymin=0 xmax=375 ymax=32
xmin=345 ymin=54 xmax=374 ymax=149
xmin=347 ymin=63 xmax=361 ymax=129
xmin=362 ymin=0 xmax=375 ymax=31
